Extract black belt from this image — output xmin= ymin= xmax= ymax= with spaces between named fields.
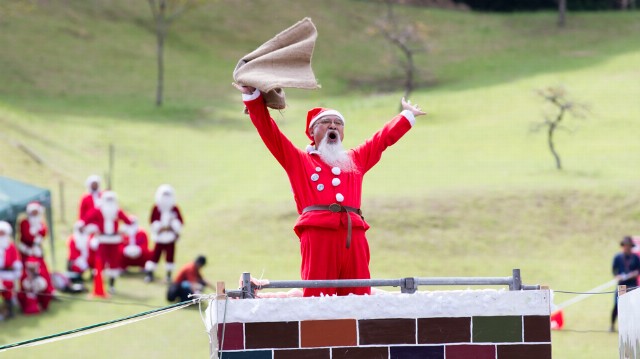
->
xmin=302 ymin=204 xmax=363 ymax=249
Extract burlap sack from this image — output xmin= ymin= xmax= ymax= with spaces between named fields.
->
xmin=233 ymin=17 xmax=320 ymax=110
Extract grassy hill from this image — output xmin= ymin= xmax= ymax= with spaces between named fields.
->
xmin=1 ymin=1 xmax=639 ymax=358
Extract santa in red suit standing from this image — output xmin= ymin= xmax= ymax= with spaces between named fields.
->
xmin=81 ymin=191 xmax=133 ymax=294
xmin=0 ymin=221 xmax=22 ymax=319
xmin=18 ymin=257 xmax=53 ymax=314
xmin=18 ymin=202 xmax=54 ymax=294
xmin=234 ymin=84 xmax=426 ymax=297
xmin=78 ymin=174 xmax=102 ymax=220
xmin=145 ymin=185 xmax=184 ymax=283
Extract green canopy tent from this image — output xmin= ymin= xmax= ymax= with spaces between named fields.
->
xmin=0 ymin=176 xmax=56 ymax=270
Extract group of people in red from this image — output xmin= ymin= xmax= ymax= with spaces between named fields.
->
xmin=70 ymin=175 xmax=184 ymax=293
xmin=0 ymin=202 xmax=55 ymax=319
xmin=0 ymin=175 xmax=185 ymax=320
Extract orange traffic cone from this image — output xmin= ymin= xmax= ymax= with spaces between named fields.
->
xmin=90 ymin=255 xmax=109 ymax=299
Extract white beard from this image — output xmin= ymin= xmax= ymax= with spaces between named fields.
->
xmin=0 ymin=235 xmax=9 ymax=250
xmin=28 ymin=216 xmax=41 ymax=229
xmin=157 ymin=196 xmax=175 ymax=213
xmin=317 ymin=132 xmax=357 ymax=173
xmin=101 ymin=202 xmax=118 ymax=220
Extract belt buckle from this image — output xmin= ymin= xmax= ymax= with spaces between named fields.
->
xmin=328 ymin=203 xmax=342 ymax=213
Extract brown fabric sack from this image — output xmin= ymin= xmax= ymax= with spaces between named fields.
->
xmin=233 ymin=17 xmax=320 ymax=109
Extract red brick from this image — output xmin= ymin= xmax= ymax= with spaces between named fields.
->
xmin=301 ymin=319 xmax=357 ymax=347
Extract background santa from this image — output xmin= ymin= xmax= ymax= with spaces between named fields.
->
xmin=78 ymin=174 xmax=102 ymax=220
xmin=121 ymin=220 xmax=151 ymax=272
xmin=67 ymin=220 xmax=93 ymax=290
xmin=145 ymin=184 xmax=183 ymax=283
xmin=0 ymin=221 xmax=22 ymax=319
xmin=18 ymin=258 xmax=53 ymax=314
xmin=81 ymin=191 xmax=132 ymax=293
xmin=18 ymin=202 xmax=54 ymax=294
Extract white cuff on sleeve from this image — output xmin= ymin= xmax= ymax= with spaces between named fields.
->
xmin=401 ymin=110 xmax=416 ymax=127
xmin=242 ymin=88 xmax=260 ymax=101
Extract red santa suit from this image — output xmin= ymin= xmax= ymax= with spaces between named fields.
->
xmin=121 ymin=227 xmax=151 ymax=270
xmin=78 ymin=175 xmax=102 ymax=220
xmin=18 ymin=258 xmax=53 ymax=314
xmin=0 ymin=223 xmax=23 ymax=304
xmin=145 ymin=185 xmax=184 ymax=277
xmin=81 ymin=192 xmax=133 ymax=280
xmin=18 ymin=203 xmax=54 ymax=293
xmin=244 ymin=90 xmax=414 ymax=297
xmin=67 ymin=222 xmax=92 ymax=276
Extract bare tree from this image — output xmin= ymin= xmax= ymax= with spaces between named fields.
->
xmin=532 ymin=86 xmax=588 ymax=171
xmin=147 ymin=0 xmax=207 ymax=107
xmin=557 ymin=0 xmax=567 ymax=27
xmin=370 ymin=0 xmax=429 ymax=102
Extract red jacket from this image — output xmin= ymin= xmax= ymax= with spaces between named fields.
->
xmin=19 ymin=218 xmax=47 ymax=247
xmin=78 ymin=192 xmax=101 ymax=220
xmin=245 ymin=93 xmax=413 ymax=237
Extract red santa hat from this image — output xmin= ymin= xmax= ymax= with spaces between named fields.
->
xmin=305 ymin=107 xmax=345 ymax=145
xmin=26 ymin=201 xmax=42 ymax=215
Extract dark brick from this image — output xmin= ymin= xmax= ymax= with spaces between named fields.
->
xmin=301 ymin=319 xmax=357 ymax=347
xmin=245 ymin=321 xmax=299 ymax=349
xmin=390 ymin=345 xmax=444 ymax=359
xmin=274 ymin=348 xmax=330 ymax=359
xmin=473 ymin=316 xmax=522 ymax=343
xmin=218 ymin=322 xmax=244 ymax=350
xmin=219 ymin=350 xmax=272 ymax=359
xmin=418 ymin=317 xmax=471 ymax=343
xmin=332 ymin=346 xmax=389 ymax=359
xmin=497 ymin=344 xmax=552 ymax=359
xmin=359 ymin=318 xmax=416 ymax=345
xmin=523 ymin=316 xmax=551 ymax=342
xmin=446 ymin=344 xmax=496 ymax=359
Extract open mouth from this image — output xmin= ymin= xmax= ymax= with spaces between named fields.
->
xmin=328 ymin=131 xmax=338 ymax=141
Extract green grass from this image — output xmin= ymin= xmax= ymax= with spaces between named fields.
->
xmin=1 ymin=1 xmax=640 ymax=358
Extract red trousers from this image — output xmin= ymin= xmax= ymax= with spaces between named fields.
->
xmin=299 ymin=226 xmax=371 ymax=297
xmin=99 ymin=243 xmax=122 ymax=271
xmin=151 ymin=242 xmax=175 ymax=264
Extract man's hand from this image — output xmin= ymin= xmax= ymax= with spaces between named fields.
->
xmin=232 ymin=83 xmax=256 ymax=95
xmin=401 ymin=97 xmax=426 ymax=117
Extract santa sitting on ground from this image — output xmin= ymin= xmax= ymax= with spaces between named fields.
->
xmin=121 ymin=220 xmax=151 ymax=272
xmin=66 ymin=221 xmax=96 ymax=292
xmin=18 ymin=257 xmax=53 ymax=314
xmin=0 ymin=221 xmax=22 ymax=320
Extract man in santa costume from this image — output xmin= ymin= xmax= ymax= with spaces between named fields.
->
xmin=18 ymin=257 xmax=53 ymax=314
xmin=144 ymin=184 xmax=184 ymax=283
xmin=67 ymin=220 xmax=92 ymax=288
xmin=121 ymin=220 xmax=151 ymax=272
xmin=18 ymin=201 xmax=54 ymax=294
xmin=81 ymin=191 xmax=133 ymax=293
xmin=0 ymin=221 xmax=22 ymax=319
xmin=78 ymin=174 xmax=102 ymax=220
xmin=234 ymin=84 xmax=425 ymax=297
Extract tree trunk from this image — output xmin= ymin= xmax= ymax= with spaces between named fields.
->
xmin=155 ymin=0 xmax=167 ymax=107
xmin=558 ymin=0 xmax=566 ymax=28
xmin=548 ymin=123 xmax=562 ymax=170
xmin=403 ymin=50 xmax=414 ymax=100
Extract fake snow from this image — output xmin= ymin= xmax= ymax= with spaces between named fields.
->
xmin=205 ymin=289 xmax=550 ymax=329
